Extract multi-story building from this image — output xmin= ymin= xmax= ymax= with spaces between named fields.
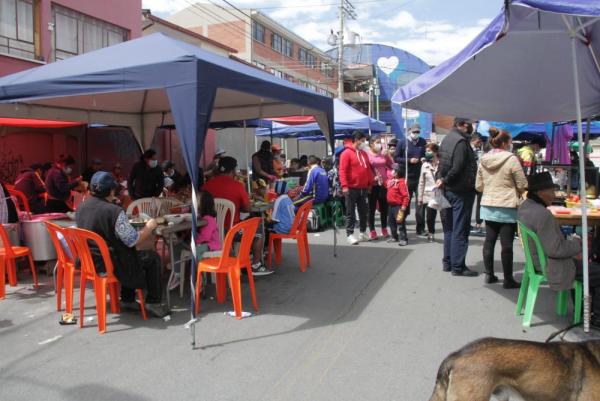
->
xmin=167 ymin=3 xmax=337 ymax=98
xmin=0 ymin=0 xmax=141 ymax=76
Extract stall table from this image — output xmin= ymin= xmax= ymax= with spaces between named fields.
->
xmin=548 ymin=206 xmax=600 ymax=226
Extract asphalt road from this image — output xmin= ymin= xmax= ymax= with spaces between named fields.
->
xmin=0 ymin=221 xmax=592 ymax=401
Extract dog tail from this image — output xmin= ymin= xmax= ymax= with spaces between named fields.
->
xmin=428 ymin=354 xmax=454 ymax=401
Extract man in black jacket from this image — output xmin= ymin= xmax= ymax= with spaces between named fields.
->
xmin=15 ymin=164 xmax=46 ymax=214
xmin=436 ymin=118 xmax=478 ymax=277
xmin=127 ymin=149 xmax=164 ymax=200
xmin=395 ymin=124 xmax=427 ymax=236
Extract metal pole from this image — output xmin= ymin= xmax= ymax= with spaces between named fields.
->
xmin=570 ymin=27 xmax=590 ymax=332
xmin=337 ymin=0 xmax=344 ymax=100
xmin=244 ymin=120 xmax=251 ymax=194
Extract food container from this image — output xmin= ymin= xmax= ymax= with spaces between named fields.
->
xmin=21 ymin=213 xmax=69 ymax=261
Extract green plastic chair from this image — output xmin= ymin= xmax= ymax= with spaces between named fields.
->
xmin=314 ymin=203 xmax=330 ymax=228
xmin=328 ymin=200 xmax=344 ymax=227
xmin=516 ymin=221 xmax=583 ymax=327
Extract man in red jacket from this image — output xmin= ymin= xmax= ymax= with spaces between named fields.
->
xmin=339 ymin=131 xmax=374 ymax=245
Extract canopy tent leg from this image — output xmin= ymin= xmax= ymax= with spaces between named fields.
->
xmin=244 ymin=120 xmax=251 ymax=194
xmin=569 ymin=21 xmax=591 ymax=333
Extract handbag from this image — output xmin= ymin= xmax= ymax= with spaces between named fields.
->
xmin=428 ymin=188 xmax=451 ymax=210
xmin=396 ymin=208 xmax=405 ymax=223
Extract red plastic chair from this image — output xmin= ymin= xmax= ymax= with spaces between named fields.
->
xmin=44 ymin=221 xmax=77 ymax=313
xmin=0 ymin=254 xmax=5 ymax=300
xmin=8 ymin=188 xmax=31 ymax=216
xmin=0 ymin=224 xmax=38 ymax=288
xmin=194 ymin=217 xmax=260 ymax=319
xmin=64 ymin=227 xmax=147 ymax=334
xmin=267 ymin=200 xmax=313 ymax=272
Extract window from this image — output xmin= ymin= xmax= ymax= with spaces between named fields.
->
xmin=252 ymin=21 xmax=264 ymax=43
xmin=0 ymin=0 xmax=37 ymax=60
xmin=271 ymin=32 xmax=282 ymax=53
xmin=52 ymin=5 xmax=128 ymax=61
xmin=298 ymin=47 xmax=317 ymax=69
xmin=283 ymin=38 xmax=292 ymax=58
xmin=283 ymin=73 xmax=294 ymax=83
xmin=253 ymin=61 xmax=266 ymax=70
xmin=320 ymin=62 xmax=334 ymax=78
xmin=270 ymin=68 xmax=283 ymax=79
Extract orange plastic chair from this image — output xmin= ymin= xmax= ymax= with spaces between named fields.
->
xmin=44 ymin=221 xmax=77 ymax=313
xmin=64 ymin=227 xmax=147 ymax=334
xmin=0 ymin=224 xmax=38 ymax=288
xmin=194 ymin=217 xmax=260 ymax=319
xmin=8 ymin=188 xmax=31 ymax=216
xmin=0 ymin=254 xmax=5 ymax=300
xmin=267 ymin=200 xmax=313 ymax=272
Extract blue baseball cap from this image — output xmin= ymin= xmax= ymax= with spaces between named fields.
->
xmin=90 ymin=171 xmax=117 ymax=196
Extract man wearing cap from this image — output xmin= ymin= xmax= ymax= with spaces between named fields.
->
xmin=83 ymin=158 xmax=102 ymax=183
xmin=76 ymin=171 xmax=168 ymax=317
xmin=436 ymin=118 xmax=478 ymax=276
xmin=14 ymin=163 xmax=47 ymax=214
xmin=394 ymin=124 xmax=427 ymax=237
xmin=519 ymin=172 xmax=600 ymax=329
xmin=204 ymin=148 xmax=227 ymax=180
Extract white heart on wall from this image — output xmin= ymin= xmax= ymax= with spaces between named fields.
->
xmin=377 ymin=56 xmax=399 ymax=76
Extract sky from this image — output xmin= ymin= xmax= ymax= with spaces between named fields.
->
xmin=142 ymin=0 xmax=503 ymax=65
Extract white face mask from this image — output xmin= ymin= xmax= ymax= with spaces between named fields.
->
xmin=373 ymin=143 xmax=382 ymax=152
xmin=148 ymin=160 xmax=158 ymax=168
xmin=64 ymin=167 xmax=73 ymax=175
xmin=410 ymin=132 xmax=420 ymax=140
xmin=359 ymin=142 xmax=368 ymax=151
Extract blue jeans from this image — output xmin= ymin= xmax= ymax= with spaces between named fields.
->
xmin=441 ymin=190 xmax=475 ymax=272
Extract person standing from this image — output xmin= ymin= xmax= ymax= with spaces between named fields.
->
xmin=387 ymin=164 xmax=410 ymax=246
xmin=368 ymin=136 xmax=393 ymax=240
xmin=339 ymin=131 xmax=374 ymax=245
xmin=395 ymin=124 xmax=427 ymax=237
xmin=127 ymin=149 xmax=164 ymax=200
xmin=14 ymin=163 xmax=47 ymax=214
xmin=436 ymin=118 xmax=478 ymax=277
xmin=252 ymin=140 xmax=277 ymax=183
xmin=45 ymin=155 xmax=82 ymax=213
xmin=417 ymin=143 xmax=440 ymax=243
xmin=476 ymin=130 xmax=527 ymax=288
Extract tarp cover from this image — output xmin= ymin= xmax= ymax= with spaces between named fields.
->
xmin=255 ymin=98 xmax=386 ymax=138
xmin=392 ymin=0 xmax=600 ymax=122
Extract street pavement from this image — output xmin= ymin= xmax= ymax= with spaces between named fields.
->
xmin=0 ymin=218 xmax=593 ymax=401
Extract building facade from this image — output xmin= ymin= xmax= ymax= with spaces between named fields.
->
xmin=0 ymin=0 xmax=141 ymax=76
xmin=327 ymin=43 xmax=432 ymax=137
xmin=167 ymin=3 xmax=337 ymax=98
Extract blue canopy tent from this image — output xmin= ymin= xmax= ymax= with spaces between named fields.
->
xmin=255 ymin=98 xmax=386 ymax=139
xmin=478 ymin=121 xmax=600 ymax=138
xmin=0 ymin=32 xmax=335 ymax=344
xmin=392 ymin=0 xmax=600 ymax=331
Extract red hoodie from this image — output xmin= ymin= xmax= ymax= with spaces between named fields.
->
xmin=387 ymin=177 xmax=409 ymax=208
xmin=339 ymin=141 xmax=374 ymax=190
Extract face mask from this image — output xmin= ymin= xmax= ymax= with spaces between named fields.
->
xmin=373 ymin=144 xmax=382 ymax=152
xmin=148 ymin=160 xmax=158 ymax=168
xmin=358 ymin=142 xmax=368 ymax=151
xmin=64 ymin=167 xmax=73 ymax=175
xmin=410 ymin=132 xmax=420 ymax=140
xmin=425 ymin=151 xmax=434 ymax=160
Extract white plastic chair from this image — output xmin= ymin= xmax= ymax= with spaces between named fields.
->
xmin=158 ymin=197 xmax=183 ymax=216
xmin=171 ymin=198 xmax=236 ymax=298
xmin=126 ymin=197 xmax=160 ymax=218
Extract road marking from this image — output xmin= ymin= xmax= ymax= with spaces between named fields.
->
xmin=38 ymin=335 xmax=62 ymax=345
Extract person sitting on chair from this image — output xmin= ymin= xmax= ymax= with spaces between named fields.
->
xmin=518 ymin=172 xmax=600 ymax=329
xmin=293 ymin=155 xmax=329 ymax=209
xmin=76 ymin=171 xmax=168 ymax=318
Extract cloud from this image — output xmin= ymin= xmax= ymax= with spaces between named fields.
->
xmin=142 ymin=0 xmax=185 ymax=15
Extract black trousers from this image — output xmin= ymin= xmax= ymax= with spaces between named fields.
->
xmin=407 ymin=178 xmax=425 ymax=234
xmin=388 ymin=205 xmax=407 ymax=241
xmin=121 ymin=250 xmax=162 ymax=304
xmin=345 ymin=188 xmax=368 ymax=236
xmin=482 ymin=220 xmax=516 ymax=278
xmin=420 ymin=205 xmax=437 ymax=234
xmin=368 ymin=185 xmax=388 ymax=231
xmin=475 ymin=191 xmax=483 ymax=226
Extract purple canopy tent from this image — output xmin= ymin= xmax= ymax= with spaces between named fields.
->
xmin=392 ymin=0 xmax=600 ymax=331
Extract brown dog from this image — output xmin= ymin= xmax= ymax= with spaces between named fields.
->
xmin=429 ymin=337 xmax=600 ymax=401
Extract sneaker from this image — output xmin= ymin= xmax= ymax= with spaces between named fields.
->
xmin=251 ymin=263 xmax=275 ymax=276
xmin=359 ymin=232 xmax=370 ymax=242
xmin=168 ymin=273 xmax=181 ymax=291
xmin=145 ymin=303 xmax=169 ymax=318
xmin=417 ymin=232 xmax=429 ymax=239
xmin=347 ymin=234 xmax=359 ymax=245
xmin=387 ymin=237 xmax=398 ymax=243
xmin=369 ymin=230 xmax=378 ymax=240
xmin=381 ymin=228 xmax=390 ymax=238
xmin=427 ymin=234 xmax=434 ymax=243
xmin=398 ymin=240 xmax=408 ymax=246
xmin=452 ymin=268 xmax=479 ymax=277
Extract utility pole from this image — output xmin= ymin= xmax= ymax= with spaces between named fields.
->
xmin=335 ymin=0 xmax=356 ymax=100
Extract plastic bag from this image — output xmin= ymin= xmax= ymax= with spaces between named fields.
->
xmin=427 ymin=188 xmax=451 ymax=210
